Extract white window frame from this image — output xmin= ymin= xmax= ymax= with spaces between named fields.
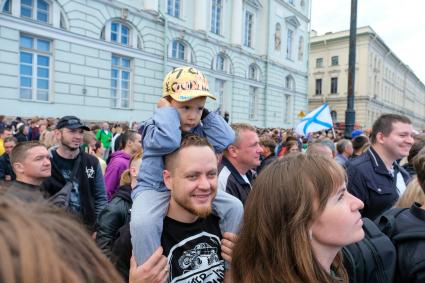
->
xmin=2 ymin=0 xmax=11 ymax=13
xmin=249 ymin=86 xmax=258 ymax=120
xmin=315 ymin=78 xmax=322 ymax=95
xmin=20 ymin=0 xmax=50 ymax=23
xmin=286 ymin=28 xmax=294 ymax=59
xmin=248 ymin=64 xmax=260 ymax=81
xmin=330 ymin=77 xmax=338 ymax=94
xmin=169 ymin=39 xmax=193 ymax=62
xmin=243 ymin=10 xmax=254 ymax=48
xmin=167 ymin=0 xmax=181 ymax=18
xmin=210 ymin=0 xmax=222 ymax=34
xmin=19 ymin=34 xmax=51 ymax=102
xmin=316 ymin=57 xmax=323 ymax=68
xmin=111 ymin=21 xmax=130 ymax=46
xmin=111 ymin=54 xmax=132 ymax=109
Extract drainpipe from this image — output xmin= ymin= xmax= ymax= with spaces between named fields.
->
xmin=158 ymin=1 xmax=168 ymax=76
xmin=263 ymin=0 xmax=272 ymax=128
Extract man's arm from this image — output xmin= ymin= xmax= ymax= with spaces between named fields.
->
xmin=93 ymin=163 xmax=108 ymax=217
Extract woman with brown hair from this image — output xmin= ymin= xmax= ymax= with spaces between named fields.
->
xmin=232 ymin=153 xmax=364 ymax=283
xmin=0 ymin=197 xmax=125 ymax=283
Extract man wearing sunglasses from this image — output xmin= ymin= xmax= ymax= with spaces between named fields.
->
xmin=43 ymin=116 xmax=107 ymax=232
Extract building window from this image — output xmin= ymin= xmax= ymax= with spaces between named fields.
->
xmin=289 ymin=0 xmax=294 ymax=4
xmin=300 ymin=0 xmax=305 ymax=8
xmin=248 ymin=64 xmax=260 ymax=81
xmin=111 ymin=55 xmax=131 ymax=109
xmin=2 ymin=0 xmax=11 ymax=13
xmin=211 ymin=0 xmax=222 ymax=34
xmin=19 ymin=34 xmax=50 ymax=101
xmin=21 ymin=0 xmax=50 ymax=23
xmin=331 ymin=77 xmax=338 ymax=94
xmin=316 ymin=58 xmax=323 ymax=68
xmin=285 ymin=75 xmax=295 ymax=91
xmin=286 ymin=29 xmax=293 ymax=59
xmin=167 ymin=0 xmax=181 ymax=18
xmin=331 ymin=56 xmax=339 ymax=66
xmin=249 ymin=86 xmax=258 ymax=120
xmin=215 ymin=54 xmax=225 ymax=72
xmin=331 ymin=110 xmax=337 ymax=121
xmin=111 ymin=22 xmax=129 ymax=46
xmin=298 ymin=36 xmax=304 ymax=61
xmin=244 ymin=10 xmax=253 ymax=47
xmin=315 ymin=79 xmax=322 ymax=95
xmin=171 ymin=40 xmax=185 ymax=60
xmin=215 ymin=78 xmax=225 ymax=113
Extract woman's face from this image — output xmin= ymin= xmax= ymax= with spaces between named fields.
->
xmin=288 ymin=144 xmax=300 ymax=153
xmin=310 ymin=183 xmax=364 ymax=251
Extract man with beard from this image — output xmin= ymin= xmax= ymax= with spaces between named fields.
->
xmin=133 ymin=135 xmax=235 ymax=283
xmin=42 ymin=116 xmax=107 ymax=232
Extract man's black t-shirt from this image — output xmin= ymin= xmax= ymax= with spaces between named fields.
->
xmin=161 ymin=214 xmax=225 ymax=283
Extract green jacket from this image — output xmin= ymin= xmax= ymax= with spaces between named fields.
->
xmin=96 ymin=129 xmax=112 ymax=149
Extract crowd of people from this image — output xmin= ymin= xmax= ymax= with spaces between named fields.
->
xmin=1 ymin=66 xmax=425 ymax=283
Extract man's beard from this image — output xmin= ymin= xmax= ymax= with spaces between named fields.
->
xmin=174 ymin=194 xmax=213 ymax=218
xmin=61 ymin=136 xmax=80 ymax=151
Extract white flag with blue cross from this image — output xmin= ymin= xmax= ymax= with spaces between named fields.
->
xmin=295 ymin=103 xmax=333 ymax=136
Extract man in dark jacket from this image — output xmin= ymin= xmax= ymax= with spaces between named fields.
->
xmin=42 ymin=116 xmax=107 ymax=231
xmin=0 ymin=136 xmax=17 ymax=181
xmin=0 ymin=141 xmax=50 ymax=202
xmin=347 ymin=114 xmax=413 ymax=220
xmin=218 ymin=123 xmax=263 ymax=205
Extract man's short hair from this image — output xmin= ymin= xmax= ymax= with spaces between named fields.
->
xmin=164 ymin=134 xmax=214 ymax=171
xmin=370 ymin=114 xmax=411 ymax=144
xmin=320 ymin=139 xmax=336 ymax=153
xmin=230 ymin=123 xmax=256 ymax=146
xmin=10 ymin=141 xmax=46 ymax=165
xmin=121 ymin=130 xmax=140 ymax=149
xmin=259 ymin=136 xmax=276 ymax=153
xmin=3 ymin=136 xmax=17 ymax=144
xmin=352 ymin=135 xmax=369 ymax=151
xmin=413 ymin=147 xmax=425 ymax=192
xmin=336 ymin=139 xmax=351 ymax=154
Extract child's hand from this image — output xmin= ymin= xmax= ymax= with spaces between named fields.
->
xmin=157 ymin=98 xmax=171 ymax=108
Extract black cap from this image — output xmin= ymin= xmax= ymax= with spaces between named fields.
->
xmin=56 ymin=116 xmax=90 ymax=131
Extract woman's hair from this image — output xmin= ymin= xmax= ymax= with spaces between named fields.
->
xmin=119 ymin=150 xmax=143 ymax=187
xmin=232 ymin=153 xmax=348 ymax=283
xmin=395 ymin=177 xmax=425 ymax=208
xmin=0 ymin=198 xmax=124 ymax=283
xmin=284 ymin=139 xmax=300 ymax=154
xmin=94 ymin=140 xmax=103 ymax=154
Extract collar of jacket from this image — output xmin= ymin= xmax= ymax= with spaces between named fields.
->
xmin=368 ymin=146 xmax=400 ymax=176
xmin=221 ymin=156 xmax=253 ymax=185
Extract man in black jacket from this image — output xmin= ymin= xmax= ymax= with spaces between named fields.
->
xmin=42 ymin=116 xmax=107 ymax=231
xmin=218 ymin=123 xmax=263 ymax=205
xmin=347 ymin=114 xmax=413 ymax=220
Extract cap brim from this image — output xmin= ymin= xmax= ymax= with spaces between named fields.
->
xmin=66 ymin=124 xmax=90 ymax=131
xmin=168 ymin=91 xmax=216 ymax=102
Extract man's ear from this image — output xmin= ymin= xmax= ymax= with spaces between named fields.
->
xmin=227 ymin=145 xmax=238 ymax=158
xmin=163 ymin=169 xmax=172 ymax=191
xmin=375 ymin=132 xmax=385 ymax=144
xmin=13 ymin=162 xmax=24 ymax=174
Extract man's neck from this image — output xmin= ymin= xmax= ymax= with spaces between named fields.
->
xmin=16 ymin=176 xmax=42 ymax=186
xmin=57 ymin=146 xmax=80 ymax=159
xmin=167 ymin=199 xmax=199 ymax=224
xmin=371 ymin=145 xmax=395 ymax=170
xmin=226 ymin=157 xmax=249 ymax=176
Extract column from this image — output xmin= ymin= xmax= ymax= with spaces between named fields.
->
xmin=231 ymin=0 xmax=243 ymax=45
xmin=194 ymin=0 xmax=207 ymax=31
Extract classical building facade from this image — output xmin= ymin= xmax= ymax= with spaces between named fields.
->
xmin=308 ymin=26 xmax=425 ymax=129
xmin=0 ymin=0 xmax=310 ymax=127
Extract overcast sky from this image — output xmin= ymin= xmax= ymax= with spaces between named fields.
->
xmin=311 ymin=0 xmax=425 ymax=83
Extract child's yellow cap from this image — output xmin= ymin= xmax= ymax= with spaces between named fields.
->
xmin=162 ymin=66 xmax=216 ymax=102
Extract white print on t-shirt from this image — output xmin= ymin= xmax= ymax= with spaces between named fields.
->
xmin=167 ymin=231 xmax=225 ymax=283
xmin=85 ymin=166 xmax=94 ymax=179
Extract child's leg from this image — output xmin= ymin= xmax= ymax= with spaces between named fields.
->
xmin=130 ymin=189 xmax=170 ymax=265
xmin=212 ymin=190 xmax=244 ymax=234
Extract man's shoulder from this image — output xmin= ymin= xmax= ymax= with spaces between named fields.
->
xmin=347 ymin=151 xmax=373 ymax=171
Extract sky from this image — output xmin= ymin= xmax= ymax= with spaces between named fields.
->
xmin=310 ymin=0 xmax=425 ymax=83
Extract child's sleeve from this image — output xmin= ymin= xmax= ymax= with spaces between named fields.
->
xmin=142 ymin=107 xmax=182 ymax=157
xmin=200 ymin=111 xmax=235 ymax=152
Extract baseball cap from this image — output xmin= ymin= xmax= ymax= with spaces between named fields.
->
xmin=162 ymin=66 xmax=216 ymax=102
xmin=56 ymin=116 xmax=90 ymax=131
xmin=351 ymin=129 xmax=364 ymax=139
